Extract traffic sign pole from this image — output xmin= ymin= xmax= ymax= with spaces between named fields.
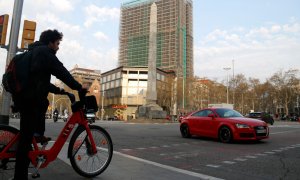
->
xmin=0 ymin=0 xmax=24 ymax=124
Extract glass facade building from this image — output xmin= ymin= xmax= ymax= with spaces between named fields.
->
xmin=119 ymin=0 xmax=193 ymax=79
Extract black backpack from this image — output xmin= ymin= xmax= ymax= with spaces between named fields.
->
xmin=2 ymin=51 xmax=32 ymax=95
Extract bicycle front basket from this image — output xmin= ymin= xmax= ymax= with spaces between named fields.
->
xmin=84 ymin=95 xmax=98 ymax=112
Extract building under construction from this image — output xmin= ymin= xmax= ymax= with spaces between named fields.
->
xmin=119 ymin=0 xmax=193 ymax=79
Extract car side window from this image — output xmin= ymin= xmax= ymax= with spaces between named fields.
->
xmin=224 ymin=111 xmax=233 ymax=117
xmin=192 ymin=111 xmax=202 ymax=117
xmin=206 ymin=110 xmax=213 ymax=116
xmin=192 ymin=110 xmax=213 ymax=117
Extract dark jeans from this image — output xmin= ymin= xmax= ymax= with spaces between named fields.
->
xmin=13 ymin=99 xmax=48 ymax=180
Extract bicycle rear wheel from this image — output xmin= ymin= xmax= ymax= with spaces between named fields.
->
xmin=0 ymin=125 xmax=19 ymax=169
xmin=68 ymin=125 xmax=113 ymax=178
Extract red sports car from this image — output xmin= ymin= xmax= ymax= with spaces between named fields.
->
xmin=180 ymin=108 xmax=269 ymax=143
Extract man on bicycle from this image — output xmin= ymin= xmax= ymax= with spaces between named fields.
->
xmin=12 ymin=29 xmax=84 ymax=180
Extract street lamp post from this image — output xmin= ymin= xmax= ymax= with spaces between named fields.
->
xmin=223 ymin=67 xmax=231 ymax=104
xmin=101 ymin=90 xmax=105 ymax=120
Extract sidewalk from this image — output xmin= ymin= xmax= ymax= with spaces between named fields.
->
xmin=273 ymin=120 xmax=300 ymax=125
xmin=1 ymin=151 xmax=213 ymax=180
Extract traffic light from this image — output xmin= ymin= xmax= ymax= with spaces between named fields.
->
xmin=21 ymin=20 xmax=36 ymax=49
xmin=0 ymin=14 xmax=9 ymax=46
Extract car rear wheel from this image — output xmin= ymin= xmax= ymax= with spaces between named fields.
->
xmin=180 ymin=124 xmax=191 ymax=138
xmin=219 ymin=126 xmax=232 ymax=143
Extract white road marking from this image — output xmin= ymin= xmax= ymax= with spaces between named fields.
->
xmin=234 ymin=158 xmax=247 ymax=161
xmin=287 ymin=146 xmax=296 ymax=149
xmin=245 ymin=155 xmax=257 ymax=158
xmin=270 ymin=129 xmax=300 ymax=134
xmin=121 ymin=149 xmax=132 ymax=151
xmin=264 ymin=151 xmax=275 ymax=154
xmin=172 ymin=144 xmax=180 ymax=146
xmin=162 ymin=145 xmax=171 ymax=148
xmin=255 ymin=153 xmax=267 ymax=156
xmin=291 ymin=144 xmax=300 ymax=147
xmin=222 ymin=161 xmax=236 ymax=164
xmin=51 ymin=135 xmax=300 ymax=180
xmin=206 ymin=164 xmax=221 ymax=168
xmin=114 ymin=151 xmax=224 ymax=180
xmin=55 ymin=142 xmax=223 ymax=180
xmin=150 ymin=146 xmax=158 ymax=149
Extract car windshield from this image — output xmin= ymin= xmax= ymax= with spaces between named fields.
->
xmin=249 ymin=112 xmax=262 ymax=118
xmin=215 ymin=109 xmax=243 ymax=118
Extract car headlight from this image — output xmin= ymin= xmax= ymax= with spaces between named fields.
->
xmin=236 ymin=123 xmax=250 ymax=128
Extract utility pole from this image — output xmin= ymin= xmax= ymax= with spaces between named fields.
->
xmin=232 ymin=59 xmax=235 ymax=106
xmin=0 ymin=0 xmax=24 ymax=124
xmin=223 ymin=67 xmax=231 ymax=104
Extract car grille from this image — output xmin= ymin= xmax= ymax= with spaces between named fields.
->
xmin=254 ymin=126 xmax=268 ymax=136
xmin=240 ymin=133 xmax=255 ymax=138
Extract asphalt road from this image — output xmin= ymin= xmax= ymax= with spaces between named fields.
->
xmin=2 ymin=119 xmax=300 ymax=180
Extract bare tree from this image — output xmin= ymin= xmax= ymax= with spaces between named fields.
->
xmin=269 ymin=69 xmax=299 ymax=116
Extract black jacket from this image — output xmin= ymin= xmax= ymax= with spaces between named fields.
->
xmin=25 ymin=41 xmax=81 ymax=101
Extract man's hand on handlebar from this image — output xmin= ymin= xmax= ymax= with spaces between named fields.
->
xmin=78 ymin=88 xmax=88 ymax=101
xmin=66 ymin=93 xmax=76 ymax=103
xmin=59 ymin=88 xmax=88 ymax=103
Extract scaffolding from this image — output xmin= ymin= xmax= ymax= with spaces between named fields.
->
xmin=119 ymin=0 xmax=193 ymax=78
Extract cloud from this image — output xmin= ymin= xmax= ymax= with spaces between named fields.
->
xmin=271 ymin=25 xmax=281 ymax=33
xmin=84 ymin=5 xmax=120 ymax=27
xmin=196 ymin=22 xmax=300 ymax=82
xmin=36 ymin=12 xmax=80 ymax=32
xmin=283 ymin=23 xmax=300 ymax=33
xmin=49 ymin=0 xmax=74 ymax=12
xmin=56 ymin=36 xmax=118 ymax=74
xmin=93 ymin=31 xmax=109 ymax=42
xmin=87 ymin=48 xmax=119 ymax=73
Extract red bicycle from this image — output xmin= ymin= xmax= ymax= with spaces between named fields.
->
xmin=0 ymin=92 xmax=113 ymax=178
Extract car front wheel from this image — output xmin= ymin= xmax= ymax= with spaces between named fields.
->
xmin=180 ymin=124 xmax=191 ymax=138
xmin=219 ymin=126 xmax=232 ymax=143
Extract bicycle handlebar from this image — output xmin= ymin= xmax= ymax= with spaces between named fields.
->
xmin=61 ymin=88 xmax=88 ymax=104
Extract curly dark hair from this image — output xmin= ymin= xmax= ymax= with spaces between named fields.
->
xmin=39 ymin=29 xmax=63 ymax=45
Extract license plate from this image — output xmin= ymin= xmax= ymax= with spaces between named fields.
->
xmin=256 ymin=129 xmax=266 ymax=133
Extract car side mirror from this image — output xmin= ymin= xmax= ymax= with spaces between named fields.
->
xmin=208 ymin=113 xmax=215 ymax=118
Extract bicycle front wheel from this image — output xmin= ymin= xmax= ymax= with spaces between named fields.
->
xmin=68 ymin=125 xmax=113 ymax=178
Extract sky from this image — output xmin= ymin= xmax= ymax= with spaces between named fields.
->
xmin=0 ymin=0 xmax=299 ymax=83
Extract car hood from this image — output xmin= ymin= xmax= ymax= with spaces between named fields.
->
xmin=225 ymin=117 xmax=267 ymax=126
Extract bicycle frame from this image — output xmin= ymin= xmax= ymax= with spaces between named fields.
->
xmin=0 ymin=109 xmax=98 ymax=169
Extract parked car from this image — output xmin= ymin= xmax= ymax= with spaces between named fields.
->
xmin=85 ymin=109 xmax=96 ymax=123
xmin=247 ymin=112 xmax=274 ymax=125
xmin=180 ymin=108 xmax=269 ymax=143
xmin=108 ymin=116 xmax=119 ymax=121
